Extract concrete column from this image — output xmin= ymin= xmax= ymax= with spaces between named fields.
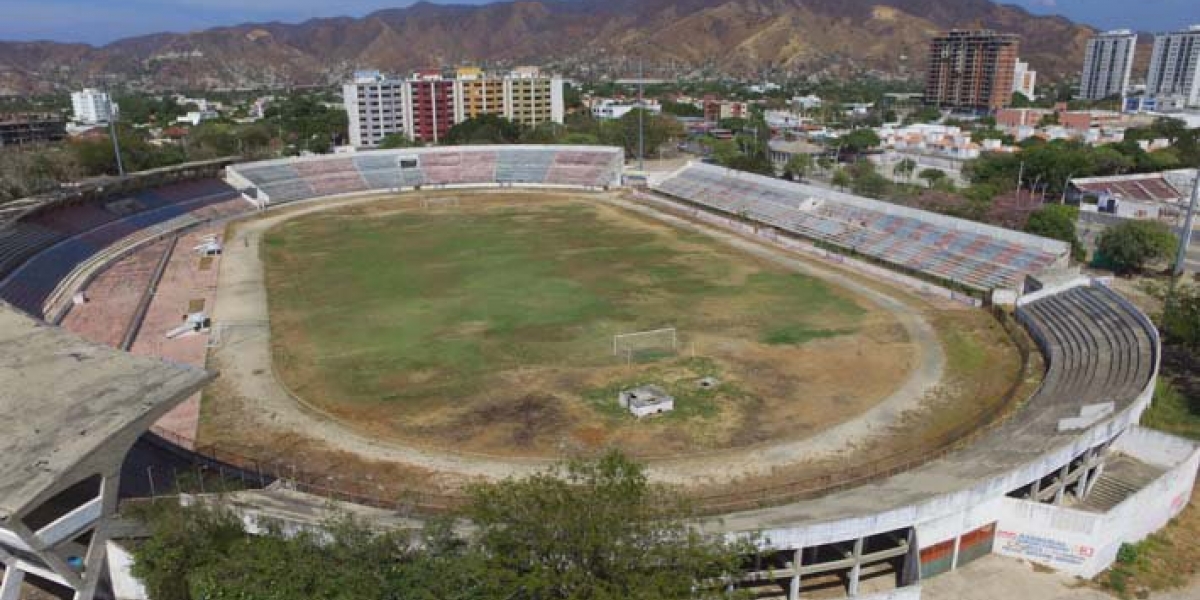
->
xmin=900 ymin=529 xmax=920 ymax=587
xmin=848 ymin=538 xmax=864 ymax=597
xmin=1089 ymin=462 xmax=1106 ymax=495
xmin=1077 ymin=466 xmax=1091 ymax=500
xmin=1030 ymin=477 xmax=1041 ymax=500
xmin=788 ymin=549 xmax=802 ymax=600
xmin=0 ymin=567 xmax=24 ymax=600
xmin=1054 ymin=463 xmax=1071 ymax=505
xmin=72 ymin=470 xmax=120 ymax=600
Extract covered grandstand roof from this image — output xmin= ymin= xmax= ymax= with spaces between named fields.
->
xmin=0 ymin=303 xmax=213 ymax=520
xmin=1070 ymin=169 xmax=1197 ymax=204
xmin=0 ymin=157 xmax=238 ymax=228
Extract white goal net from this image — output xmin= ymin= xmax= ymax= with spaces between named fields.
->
xmin=613 ymin=328 xmax=678 ymax=362
xmin=421 ymin=196 xmax=461 ymax=210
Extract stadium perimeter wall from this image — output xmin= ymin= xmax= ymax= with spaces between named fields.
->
xmin=993 ymin=427 xmax=1200 ymax=577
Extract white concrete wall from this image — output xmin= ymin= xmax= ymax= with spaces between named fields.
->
xmin=106 ymin=542 xmax=148 ymax=600
xmin=993 ymin=428 xmax=1199 ymax=578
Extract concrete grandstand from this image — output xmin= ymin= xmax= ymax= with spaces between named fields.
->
xmin=0 ymin=148 xmax=1196 ymax=600
xmin=226 ymin=145 xmax=624 ymax=206
xmin=653 ymin=162 xmax=1070 ymax=293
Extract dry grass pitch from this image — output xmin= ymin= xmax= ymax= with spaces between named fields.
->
xmin=261 ymin=194 xmax=917 ymax=458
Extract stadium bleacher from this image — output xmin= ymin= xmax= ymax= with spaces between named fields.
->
xmin=653 ymin=163 xmax=1068 ymax=291
xmin=230 ymin=146 xmax=624 ymax=206
xmin=495 ymin=148 xmax=555 ymax=184
xmin=0 ymin=179 xmax=245 ymax=317
xmin=547 ymin=150 xmax=621 ymax=187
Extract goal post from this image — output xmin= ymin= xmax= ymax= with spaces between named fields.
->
xmin=421 ymin=196 xmax=461 ymax=210
xmin=613 ymin=327 xmax=678 ymax=361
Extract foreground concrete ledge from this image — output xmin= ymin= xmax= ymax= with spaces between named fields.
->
xmin=0 ymin=301 xmax=214 ymax=521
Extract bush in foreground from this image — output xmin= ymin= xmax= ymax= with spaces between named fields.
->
xmin=131 ymin=451 xmax=752 ymax=600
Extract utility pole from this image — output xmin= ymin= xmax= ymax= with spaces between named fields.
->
xmin=638 ymin=57 xmax=645 ymax=171
xmin=1061 ymin=173 xmax=1075 ymax=204
xmin=105 ymin=86 xmax=125 ymax=176
xmin=1172 ymin=169 xmax=1200 ymax=278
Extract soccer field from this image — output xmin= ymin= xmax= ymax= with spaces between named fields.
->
xmin=262 ymin=193 xmax=910 ymax=457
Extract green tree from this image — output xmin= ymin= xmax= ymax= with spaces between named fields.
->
xmin=848 ymin=160 xmax=890 ymax=198
xmin=465 ymin=451 xmax=749 ymax=600
xmin=1096 ymin=220 xmax=1178 ymax=275
xmin=831 ymin=168 xmax=851 ymax=191
xmin=906 ymin=106 xmax=942 ymax=124
xmin=602 ymin=109 xmax=683 ymax=159
xmin=1160 ymin=284 xmax=1200 ymax=352
xmin=816 ymin=155 xmax=836 ymax=173
xmin=894 ymin=158 xmax=917 ymax=181
xmin=782 ymin=154 xmax=813 ymax=181
xmin=717 ymin=117 xmax=748 ymax=132
xmin=918 ymin=167 xmax=946 ymax=189
xmin=839 ymin=129 xmax=880 ymax=155
xmin=115 ymin=93 xmax=185 ymax=125
xmin=130 ymin=453 xmax=750 ymax=600
xmin=264 ymin=94 xmax=348 ymax=154
xmin=1037 ymin=111 xmax=1060 ymax=128
xmin=379 ymin=132 xmax=419 ymax=149
xmin=662 ymin=100 xmax=703 ymax=118
xmin=71 ymin=126 xmax=186 ymax=176
xmin=445 ymin=114 xmax=524 ymax=145
xmin=1026 ymin=204 xmax=1085 ymax=261
xmin=520 ymin=121 xmax=566 ymax=144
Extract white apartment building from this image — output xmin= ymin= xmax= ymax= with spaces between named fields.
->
xmin=343 ymin=71 xmax=409 ymax=148
xmin=1013 ymin=60 xmax=1037 ymax=101
xmin=1080 ymin=30 xmax=1138 ymax=101
xmin=1146 ymin=25 xmax=1200 ymax=108
xmin=590 ymin=98 xmax=661 ymax=120
xmin=71 ymin=88 xmax=115 ymax=125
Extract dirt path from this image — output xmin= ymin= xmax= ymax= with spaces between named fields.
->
xmin=922 ymin=555 xmax=1200 ymax=600
xmin=205 ymin=190 xmax=947 ymax=485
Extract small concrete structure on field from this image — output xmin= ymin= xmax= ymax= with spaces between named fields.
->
xmin=618 ymin=385 xmax=675 ymax=418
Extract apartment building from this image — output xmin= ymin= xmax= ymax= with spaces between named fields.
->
xmin=924 ymin=30 xmax=1020 ymax=112
xmin=344 ymin=67 xmax=565 ymax=148
xmin=1080 ymin=30 xmax=1138 ymax=101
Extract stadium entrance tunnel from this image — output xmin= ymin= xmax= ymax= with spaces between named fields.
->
xmin=736 ymin=528 xmax=918 ymax=599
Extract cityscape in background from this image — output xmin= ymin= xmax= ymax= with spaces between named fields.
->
xmin=1 ymin=3 xmax=1200 ymax=600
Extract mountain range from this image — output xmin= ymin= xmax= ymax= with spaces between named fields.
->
xmin=0 ymin=0 xmax=1099 ymax=95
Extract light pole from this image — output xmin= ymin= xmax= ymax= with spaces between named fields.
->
xmin=1172 ymin=169 xmax=1200 ymax=278
xmin=637 ymin=57 xmax=645 ymax=172
xmin=105 ymin=86 xmax=125 ymax=176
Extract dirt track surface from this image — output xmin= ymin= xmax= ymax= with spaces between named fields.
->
xmin=203 ymin=190 xmax=954 ymax=487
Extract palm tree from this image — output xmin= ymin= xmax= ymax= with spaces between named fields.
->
xmin=895 ymin=158 xmax=918 ymax=182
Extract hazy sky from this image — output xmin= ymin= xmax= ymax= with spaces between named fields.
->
xmin=1 ymin=0 xmax=1197 ymax=45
